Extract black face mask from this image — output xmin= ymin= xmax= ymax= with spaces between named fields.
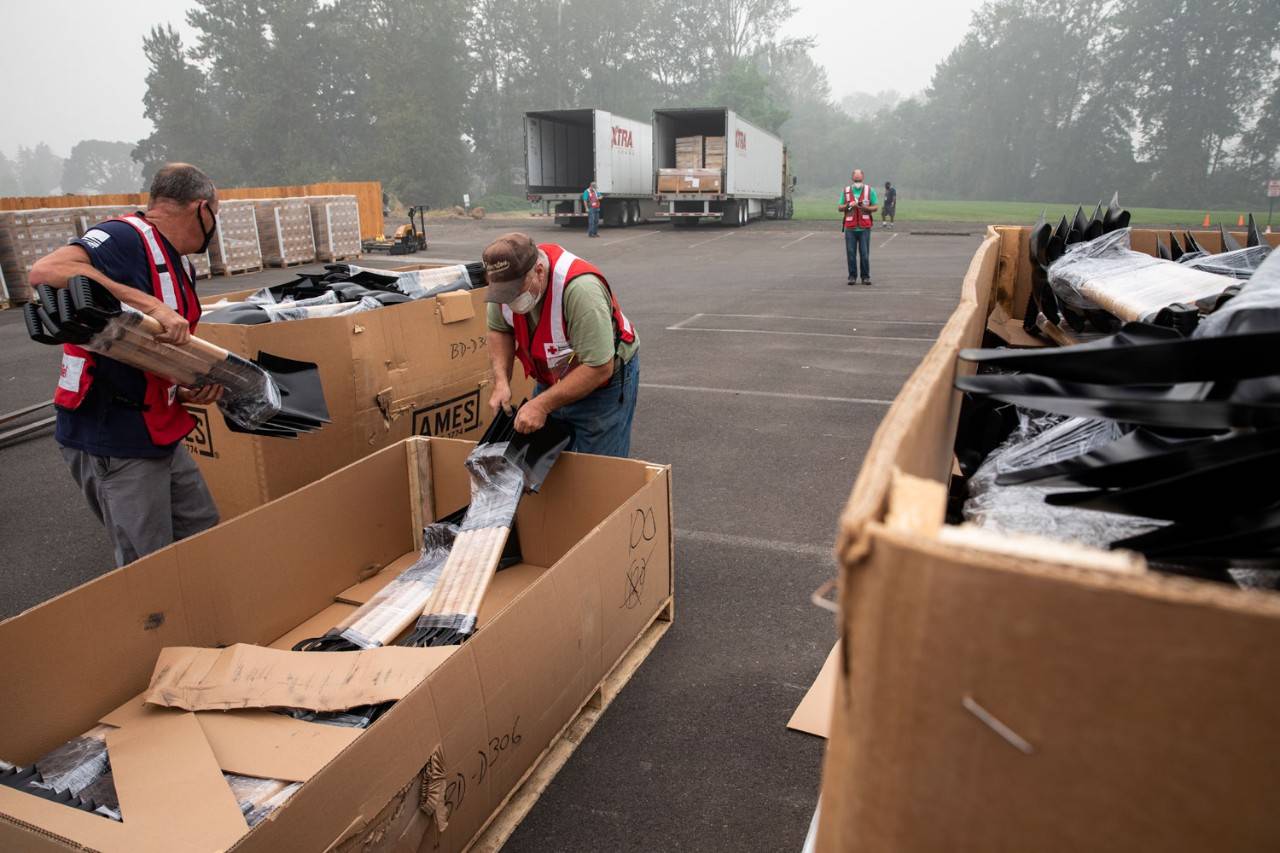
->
xmin=196 ymin=201 xmax=216 ymax=254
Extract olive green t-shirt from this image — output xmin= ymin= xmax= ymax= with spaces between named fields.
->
xmin=487 ymin=274 xmax=639 ymax=368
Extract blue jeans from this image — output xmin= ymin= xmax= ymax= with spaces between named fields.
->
xmin=844 ymin=228 xmax=870 ymax=279
xmin=587 ymin=207 xmax=600 ymax=236
xmin=536 ymin=355 xmax=639 ymax=457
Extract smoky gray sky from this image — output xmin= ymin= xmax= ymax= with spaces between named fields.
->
xmin=0 ymin=0 xmax=985 ymax=157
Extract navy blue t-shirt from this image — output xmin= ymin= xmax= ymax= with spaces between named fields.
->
xmin=54 ymin=216 xmax=198 ymax=458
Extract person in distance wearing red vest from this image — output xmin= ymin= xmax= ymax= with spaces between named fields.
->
xmin=483 ymin=232 xmax=640 ymax=457
xmin=582 ymin=181 xmax=602 ymax=237
xmin=28 ymin=163 xmax=224 ymax=566
xmin=839 ymin=168 xmax=878 ymax=286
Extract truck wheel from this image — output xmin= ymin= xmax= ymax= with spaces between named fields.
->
xmin=621 ymin=204 xmax=633 ymax=227
xmin=629 ymin=201 xmax=642 ymax=225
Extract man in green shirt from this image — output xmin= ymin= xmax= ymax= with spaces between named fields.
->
xmin=483 ymin=232 xmax=640 ymax=457
xmin=838 ymin=169 xmax=878 ymax=285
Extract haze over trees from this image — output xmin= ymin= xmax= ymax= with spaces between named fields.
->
xmin=12 ymin=0 xmax=1280 ymax=209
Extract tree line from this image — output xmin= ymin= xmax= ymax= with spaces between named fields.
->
xmin=0 ymin=141 xmax=142 ymax=196
xmin=8 ymin=0 xmax=1277 ymax=210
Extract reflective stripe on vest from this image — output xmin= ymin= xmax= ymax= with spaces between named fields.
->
xmin=120 ymin=215 xmax=181 ymax=310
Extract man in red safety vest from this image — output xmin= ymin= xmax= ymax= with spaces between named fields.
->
xmin=582 ymin=181 xmax=602 ymax=237
xmin=483 ymin=232 xmax=640 ymax=457
xmin=28 ymin=163 xmax=224 ymax=566
xmin=838 ymin=168 xmax=878 ymax=286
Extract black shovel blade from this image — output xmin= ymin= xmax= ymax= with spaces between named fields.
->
xmin=1184 ymin=231 xmax=1205 ymax=254
xmin=478 ymin=404 xmax=517 ymax=446
xmin=954 ymin=373 xmax=1280 ymax=430
xmin=1154 ymin=235 xmax=1171 ymax=260
xmin=202 ymin=302 xmax=272 ymax=325
xmin=254 ymin=350 xmax=330 ymax=427
xmin=1113 ymin=503 xmax=1280 ymax=561
xmin=995 ymin=428 xmax=1211 ymax=487
xmin=1169 ymin=231 xmax=1185 ymax=261
xmin=1085 ymin=201 xmax=1105 ymax=241
xmin=1220 ymin=225 xmax=1242 ymax=253
xmin=1067 ymin=206 xmax=1090 ymax=244
xmin=505 ymin=415 xmax=573 ymax=492
xmin=1029 ymin=213 xmax=1051 ymax=267
xmin=1045 ymin=446 xmax=1280 ymax=521
xmin=959 ymin=327 xmax=1280 ymax=385
xmin=1247 ymin=214 xmax=1262 ymax=249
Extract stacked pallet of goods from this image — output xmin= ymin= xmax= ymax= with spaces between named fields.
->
xmin=255 ymin=198 xmax=317 ymax=267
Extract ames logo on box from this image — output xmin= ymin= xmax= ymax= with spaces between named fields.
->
xmin=611 ymin=126 xmax=634 ymax=149
xmin=735 ymin=130 xmax=747 ymax=150
xmin=413 ymin=390 xmax=481 ymax=438
xmin=182 ymin=406 xmax=216 ymax=458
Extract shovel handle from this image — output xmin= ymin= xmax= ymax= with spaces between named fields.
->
xmin=132 ymin=310 xmax=235 ymax=364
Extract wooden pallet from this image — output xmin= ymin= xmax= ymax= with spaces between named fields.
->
xmin=270 ymin=258 xmax=317 ymax=269
xmin=218 ymin=265 xmax=264 ymax=278
xmin=464 ymin=596 xmax=674 ymax=852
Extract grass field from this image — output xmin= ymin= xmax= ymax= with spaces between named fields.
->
xmin=792 ymin=194 xmax=1273 ymax=228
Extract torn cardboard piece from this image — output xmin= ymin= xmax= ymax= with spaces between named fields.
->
xmin=102 ymin=696 xmax=359 ymax=783
xmin=787 ymin=643 xmax=839 ymax=739
xmin=145 ymin=644 xmax=455 ymax=713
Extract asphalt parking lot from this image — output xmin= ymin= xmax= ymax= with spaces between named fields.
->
xmin=0 ymin=215 xmax=981 ymax=851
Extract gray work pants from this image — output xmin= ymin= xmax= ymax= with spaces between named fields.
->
xmin=60 ymin=445 xmax=220 ymax=567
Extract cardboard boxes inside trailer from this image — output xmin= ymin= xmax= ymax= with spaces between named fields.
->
xmin=0 ymin=436 xmax=674 ymax=853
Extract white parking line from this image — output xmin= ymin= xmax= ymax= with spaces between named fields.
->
xmin=780 ymin=232 xmax=816 ymax=249
xmin=688 ymin=231 xmax=738 ymax=249
xmin=600 ymin=230 xmax=662 ymax=247
xmin=666 ymin=327 xmax=936 ymax=344
xmin=664 ymin=313 xmax=706 ymax=331
xmin=642 ymin=383 xmax=893 ymax=406
xmin=675 ymin=528 xmax=834 ymax=560
xmin=695 ymin=312 xmax=947 ymax=326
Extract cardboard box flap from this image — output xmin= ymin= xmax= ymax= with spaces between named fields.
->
xmin=108 ymin=712 xmax=247 ymax=851
xmin=102 ymin=696 xmax=360 ymax=783
xmin=144 ymin=644 xmax=455 ymax=712
xmin=787 ymin=643 xmax=839 ymax=739
xmin=436 ymin=291 xmax=475 ymax=324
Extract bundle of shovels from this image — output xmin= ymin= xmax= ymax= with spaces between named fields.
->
xmin=0 ymin=726 xmax=301 ymax=826
xmin=24 ymin=277 xmax=329 ymax=437
xmin=957 ymin=246 xmax=1280 ymax=582
xmin=202 ymin=261 xmax=486 ymax=325
xmin=1024 ymin=195 xmax=1270 ymax=341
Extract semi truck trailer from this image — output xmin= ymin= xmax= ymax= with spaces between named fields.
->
xmin=652 ymin=107 xmax=794 ymax=227
xmin=524 ymin=109 xmax=657 ymax=228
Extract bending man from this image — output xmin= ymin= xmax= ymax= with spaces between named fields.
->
xmin=483 ymin=232 xmax=639 ymax=456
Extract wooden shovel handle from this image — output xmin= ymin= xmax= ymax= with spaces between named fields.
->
xmin=131 ymin=310 xmax=235 ymax=363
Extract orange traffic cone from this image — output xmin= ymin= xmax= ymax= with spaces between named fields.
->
xmin=1237 ymin=214 xmax=1246 ymax=227
xmin=1202 ymin=213 xmax=1211 ymax=228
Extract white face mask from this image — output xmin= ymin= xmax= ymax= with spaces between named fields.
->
xmin=509 ymin=289 xmax=538 ymax=314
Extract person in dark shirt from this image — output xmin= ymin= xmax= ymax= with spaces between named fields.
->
xmin=882 ymin=181 xmax=898 ymax=228
xmin=29 ymin=163 xmax=225 ymax=566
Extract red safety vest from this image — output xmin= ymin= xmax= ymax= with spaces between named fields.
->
xmin=587 ymin=188 xmax=601 ymax=209
xmin=843 ymin=184 xmax=873 ymax=230
xmin=501 ymin=243 xmax=635 ymax=388
xmin=54 ymin=215 xmax=202 ymax=446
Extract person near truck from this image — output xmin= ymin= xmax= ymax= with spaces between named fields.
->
xmin=582 ymin=181 xmax=602 ymax=237
xmin=839 ymin=169 xmax=878 ymax=286
xmin=28 ymin=163 xmax=224 ymax=566
xmin=483 ymin=231 xmax=639 ymax=456
xmin=882 ymin=181 xmax=898 ymax=228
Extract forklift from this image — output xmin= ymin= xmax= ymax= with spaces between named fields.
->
xmin=362 ymin=205 xmax=428 ymax=255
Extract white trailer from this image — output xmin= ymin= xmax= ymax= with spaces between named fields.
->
xmin=524 ymin=109 xmax=658 ymax=228
xmin=652 ymin=107 xmax=795 ymax=227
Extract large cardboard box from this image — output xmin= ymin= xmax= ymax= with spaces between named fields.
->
xmin=675 ymin=135 xmax=704 ymax=169
xmin=187 ymin=283 xmax=532 ymax=519
xmin=817 ymin=226 xmax=1280 ymax=852
xmin=656 ymin=168 xmax=723 ymax=194
xmin=0 ymin=436 xmax=674 ymax=852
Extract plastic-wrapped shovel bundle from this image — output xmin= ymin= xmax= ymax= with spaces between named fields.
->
xmin=1047 ymin=228 xmax=1243 ymax=324
xmin=24 ymin=277 xmax=329 ymax=438
xmin=2 ymin=725 xmax=301 ymax=826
